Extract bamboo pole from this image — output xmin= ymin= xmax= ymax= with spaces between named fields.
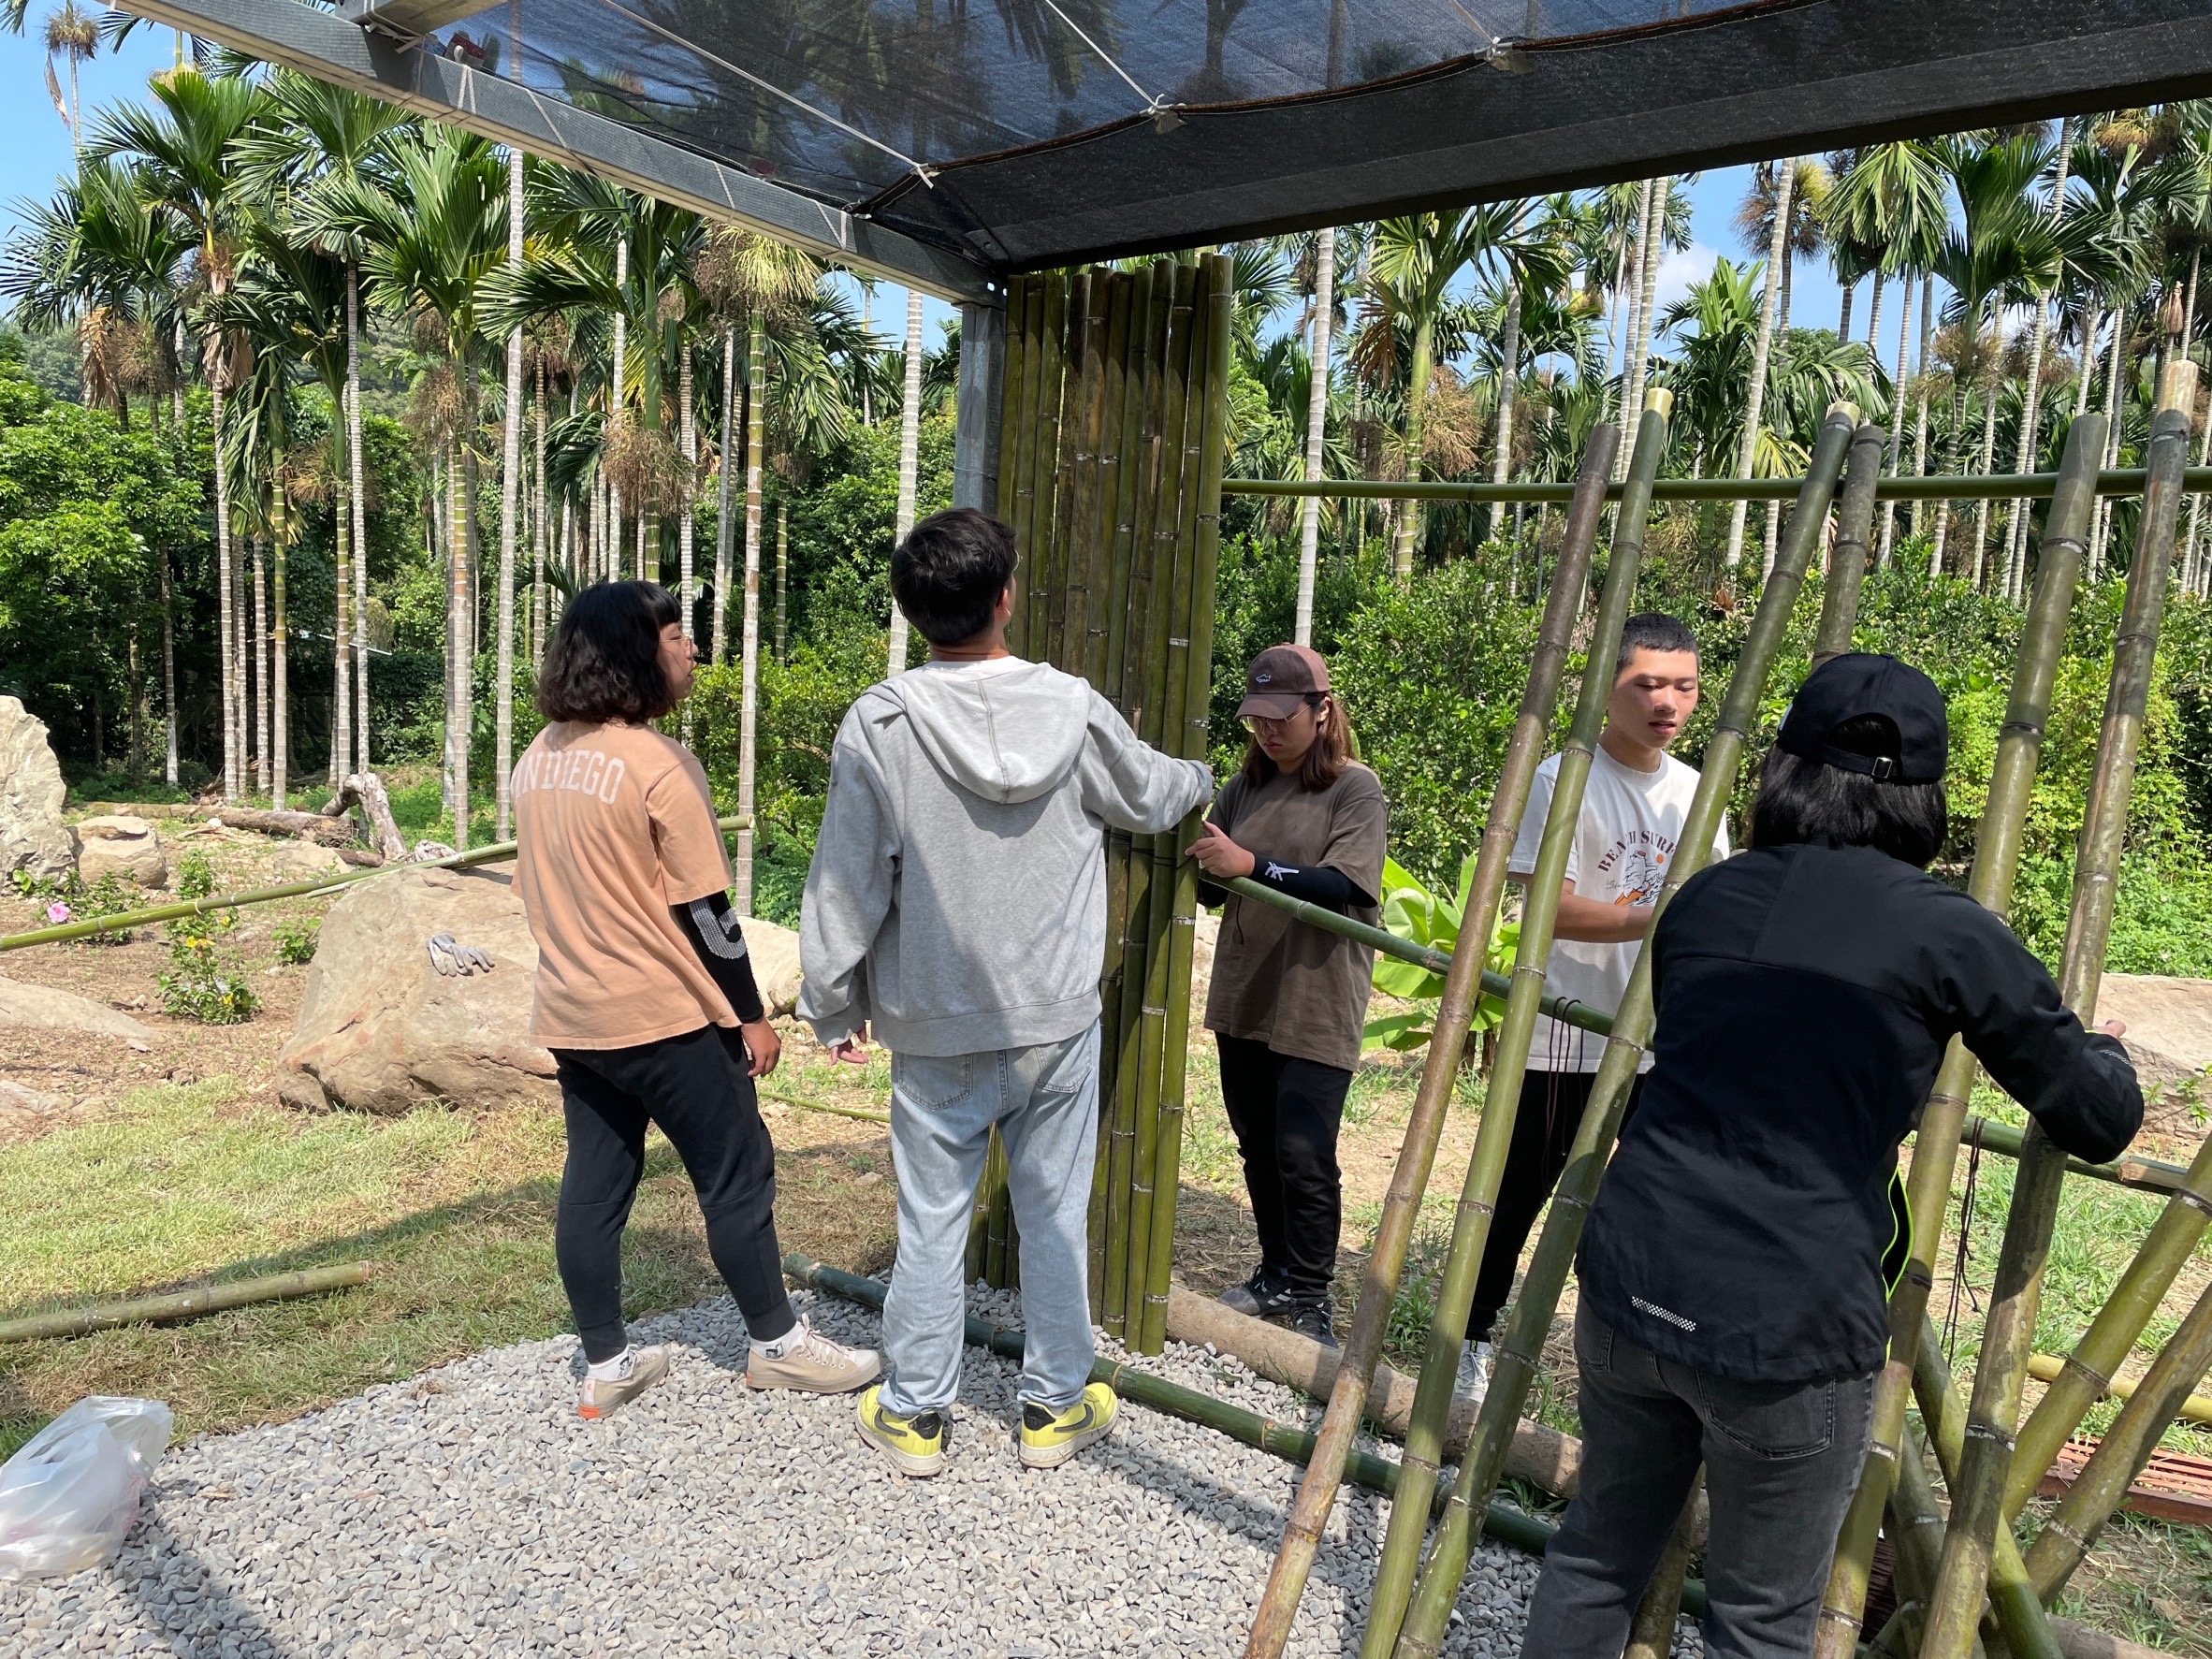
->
xmin=1906 ymin=1317 xmax=2062 ymax=1659
xmin=2025 ymin=1350 xmax=2212 ymax=1428
xmin=1004 ymin=277 xmax=1044 ymax=656
xmin=1811 ymin=413 xmax=2107 ymax=1658
xmin=757 ymin=1089 xmax=891 ymax=1128
xmin=3 ymin=816 xmax=754 ymax=953
xmin=1921 ymin=382 xmax=2193 ymax=1659
xmin=1124 ymin=261 xmax=1203 ymax=1339
xmin=0 ymin=1263 xmax=372 ymax=1343
xmin=2022 ymin=1277 xmax=2212 ymax=1600
xmin=1875 ymin=1426 xmax=1950 ymax=1655
xmin=1353 ymin=414 xmax=1660 ymax=1659
xmin=1390 ymin=405 xmax=1859 ymax=1659
xmin=1139 ymin=254 xmax=1233 ymax=1355
xmin=1023 ymin=275 xmax=1068 ymax=654
xmin=996 ymin=275 xmax=1031 ymax=530
xmin=1041 ymin=272 xmax=1092 ymax=671
xmin=1622 ymin=1474 xmax=1703 ymax=1659
xmin=1055 ymin=273 xmax=1109 ymax=672
xmin=1243 ymin=412 xmax=1623 ymax=1659
xmin=1815 ymin=422 xmax=1888 ymax=664
xmin=1220 ymin=466 xmax=2212 ymax=505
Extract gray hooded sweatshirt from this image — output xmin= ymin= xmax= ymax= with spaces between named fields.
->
xmin=797 ymin=656 xmax=1214 ymax=1056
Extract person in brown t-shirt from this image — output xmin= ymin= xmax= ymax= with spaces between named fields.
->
xmin=1188 ymin=644 xmax=1387 ymax=1346
xmin=515 ymin=581 xmax=877 ymax=1419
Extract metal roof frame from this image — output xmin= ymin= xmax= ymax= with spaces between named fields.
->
xmin=111 ymin=0 xmax=1002 ymax=302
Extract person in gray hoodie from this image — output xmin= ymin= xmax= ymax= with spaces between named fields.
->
xmin=800 ymin=507 xmax=1213 ymax=1478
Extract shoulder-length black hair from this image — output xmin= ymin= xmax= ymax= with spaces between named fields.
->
xmin=536 ymin=581 xmax=682 ymax=723
xmin=1749 ymin=714 xmax=1949 ymax=868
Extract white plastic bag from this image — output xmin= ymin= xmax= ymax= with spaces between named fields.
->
xmin=0 ymin=1396 xmax=173 ymax=1580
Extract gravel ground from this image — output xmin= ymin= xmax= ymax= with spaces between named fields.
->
xmin=0 ymin=1283 xmax=1702 ymax=1658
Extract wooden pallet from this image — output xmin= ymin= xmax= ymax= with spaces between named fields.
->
xmin=2037 ymin=1436 xmax=2212 ymax=1525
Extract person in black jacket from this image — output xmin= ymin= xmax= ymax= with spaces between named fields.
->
xmin=1518 ymin=653 xmax=2142 ymax=1659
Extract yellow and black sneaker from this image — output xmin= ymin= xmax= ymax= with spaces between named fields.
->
xmin=854 ymin=1385 xmax=947 ymax=1477
xmin=1018 ymin=1381 xmax=1118 ymax=1470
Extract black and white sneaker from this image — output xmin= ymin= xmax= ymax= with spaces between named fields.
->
xmin=1219 ymin=1264 xmax=1291 ymax=1317
xmin=1278 ymin=1299 xmax=1337 ymax=1349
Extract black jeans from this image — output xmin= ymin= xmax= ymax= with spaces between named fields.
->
xmin=1521 ymin=1305 xmax=1875 ymax=1659
xmin=1215 ymin=1033 xmax=1353 ymax=1299
xmin=1464 ymin=1068 xmax=1644 ymax=1345
xmin=552 ymin=1023 xmax=798 ymax=1363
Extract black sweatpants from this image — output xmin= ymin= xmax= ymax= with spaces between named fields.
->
xmin=1464 ymin=1067 xmax=1645 ymax=1345
xmin=1216 ymin=1033 xmax=1355 ymax=1300
xmin=552 ymin=1022 xmax=798 ymax=1363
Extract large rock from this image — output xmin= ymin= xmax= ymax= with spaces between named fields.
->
xmin=2098 ymin=973 xmax=2212 ymax=1094
xmin=73 ymin=815 xmax=167 ymax=888
xmin=0 ymin=975 xmax=153 ymax=1040
xmin=276 ymin=867 xmax=805 ymax=1113
xmin=0 ymin=696 xmax=75 ymax=882
xmin=276 ymin=865 xmax=558 ymax=1114
xmin=748 ymin=918 xmax=801 ymax=1017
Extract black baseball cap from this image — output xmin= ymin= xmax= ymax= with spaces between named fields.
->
xmin=1775 ymin=653 xmax=1947 ymax=785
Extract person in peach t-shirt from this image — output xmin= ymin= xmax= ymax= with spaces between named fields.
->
xmin=514 ymin=581 xmax=876 ymax=1419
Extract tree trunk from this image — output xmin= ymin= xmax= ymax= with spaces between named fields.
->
xmin=494 ymin=147 xmax=525 ymax=842
xmin=1623 ymin=179 xmax=1666 ymax=479
xmin=1932 ymin=378 xmax=1968 ymax=574
xmin=533 ymin=357 xmax=548 ymax=662
xmin=158 ymin=539 xmax=177 ymax=787
xmin=1910 ymin=272 xmax=1935 ymax=544
xmin=1838 ymin=278 xmax=1855 ymax=345
xmin=271 ymin=533 xmax=287 ymax=808
xmin=1729 ymin=158 xmax=1797 ymax=574
xmin=1487 ymin=265 xmax=1524 ymax=546
xmin=1864 ymin=270 xmax=1885 ymax=386
xmin=715 ymin=323 xmax=735 ymax=662
xmin=1615 ymin=178 xmax=1653 ymax=480
xmin=254 ymin=536 xmax=269 ymax=794
xmin=1971 ymin=360 xmax=2000 ymax=587
xmin=331 ymin=472 xmax=350 ymax=793
xmin=447 ymin=401 xmax=473 ymax=851
xmin=678 ymin=344 xmax=697 ymax=638
xmin=1879 ymin=272 xmax=1915 ymax=565
xmin=347 ymin=271 xmax=371 ymax=777
xmin=1760 ymin=259 xmax=1796 ymax=581
xmin=776 ymin=499 xmax=790 ymax=663
xmin=888 ymin=287 xmax=924 ymax=676
xmin=736 ymin=310 xmax=766 ymax=913
xmin=1295 ymin=226 xmax=1335 ymax=646
xmin=2091 ymin=309 xmax=2129 ymax=575
xmin=1392 ymin=313 xmax=1435 ymax=577
xmin=211 ymin=374 xmax=237 ymax=800
xmin=2005 ymin=124 xmax=2072 ymax=598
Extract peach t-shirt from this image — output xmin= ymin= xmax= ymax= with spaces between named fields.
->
xmin=514 ymin=720 xmax=735 ymax=1049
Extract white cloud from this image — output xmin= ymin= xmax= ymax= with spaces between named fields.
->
xmin=1649 ymin=242 xmax=1721 ymax=337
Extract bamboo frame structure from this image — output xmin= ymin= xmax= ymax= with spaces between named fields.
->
xmin=1813 ymin=422 xmax=1888 ymax=665
xmin=964 ymin=255 xmax=1231 ymax=1355
xmin=1385 ymin=405 xmax=1858 ymax=1658
xmin=1812 ymin=412 xmax=2109 ymax=1657
xmin=1346 ymin=410 xmax=1665 ymax=1659
xmin=1241 ymin=415 xmax=1627 ymax=1659
xmin=1921 ymin=372 xmax=2196 ymax=1659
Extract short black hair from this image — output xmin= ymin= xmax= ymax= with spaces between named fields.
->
xmin=1616 ymin=613 xmax=1700 ymax=676
xmin=1749 ymin=714 xmax=1950 ymax=867
xmin=891 ymin=508 xmax=1018 ymax=646
xmin=536 ymin=580 xmax=682 ymax=723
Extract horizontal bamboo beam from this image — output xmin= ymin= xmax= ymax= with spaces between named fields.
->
xmin=2026 ymin=1352 xmax=2212 ymax=1428
xmin=778 ymin=1253 xmax=1699 ymax=1611
xmin=0 ymin=815 xmax=753 ymax=952
xmin=1958 ymin=1116 xmax=2193 ymax=1198
xmin=0 ymin=1262 xmax=371 ymax=1343
xmin=1221 ymin=468 xmax=2208 ymax=506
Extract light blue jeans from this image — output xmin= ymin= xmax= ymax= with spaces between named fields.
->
xmin=880 ymin=1023 xmax=1100 ymax=1417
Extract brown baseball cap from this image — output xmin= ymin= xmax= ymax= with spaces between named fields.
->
xmin=1237 ymin=644 xmax=1330 ymax=720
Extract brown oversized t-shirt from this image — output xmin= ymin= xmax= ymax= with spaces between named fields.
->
xmin=1203 ymin=762 xmax=1389 ymax=1072
xmin=513 ymin=720 xmax=735 ymax=1049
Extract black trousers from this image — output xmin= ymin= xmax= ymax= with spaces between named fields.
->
xmin=1521 ymin=1306 xmax=1874 ymax=1658
xmin=1216 ymin=1033 xmax=1354 ymax=1299
xmin=552 ymin=1022 xmax=797 ymax=1363
xmin=1464 ymin=1067 xmax=1646 ymax=1345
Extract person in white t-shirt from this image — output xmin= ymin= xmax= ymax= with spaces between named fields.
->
xmin=1456 ymin=614 xmax=1729 ymax=1402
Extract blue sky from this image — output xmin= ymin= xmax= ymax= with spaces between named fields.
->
xmin=0 ymin=27 xmax=1849 ymax=357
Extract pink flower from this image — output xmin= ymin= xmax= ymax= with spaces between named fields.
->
xmin=46 ymin=902 xmax=72 ymax=924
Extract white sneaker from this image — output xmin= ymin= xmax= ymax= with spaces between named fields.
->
xmin=745 ymin=1319 xmax=881 ymax=1393
xmin=1457 ymin=1340 xmax=1493 ymax=1406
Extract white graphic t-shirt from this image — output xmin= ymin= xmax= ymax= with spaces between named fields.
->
xmin=1507 ymin=745 xmax=1728 ymax=1072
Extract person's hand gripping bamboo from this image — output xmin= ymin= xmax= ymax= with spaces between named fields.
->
xmin=1186 ymin=821 xmax=1256 ymax=880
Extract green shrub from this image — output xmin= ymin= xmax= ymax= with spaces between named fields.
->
xmin=159 ymin=849 xmax=257 ymax=1023
xmin=273 ymin=916 xmax=320 ymax=967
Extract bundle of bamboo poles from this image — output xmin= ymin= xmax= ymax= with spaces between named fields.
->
xmin=956 ymin=255 xmax=1234 ymax=1360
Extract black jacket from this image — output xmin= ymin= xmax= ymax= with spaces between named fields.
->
xmin=1579 ymin=843 xmax=2142 ymax=1382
